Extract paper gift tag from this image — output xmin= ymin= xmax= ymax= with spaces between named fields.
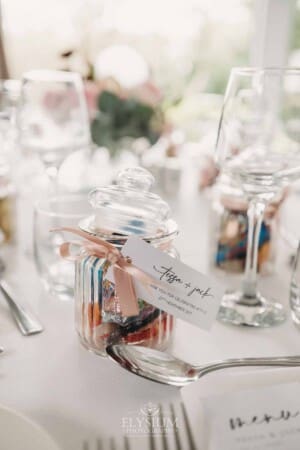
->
xmin=203 ymin=382 xmax=300 ymax=450
xmin=107 ymin=236 xmax=224 ymax=331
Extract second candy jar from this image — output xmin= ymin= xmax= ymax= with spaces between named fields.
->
xmin=75 ymin=167 xmax=179 ymax=356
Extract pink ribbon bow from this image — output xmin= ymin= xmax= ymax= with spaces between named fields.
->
xmin=54 ymin=227 xmax=155 ymax=317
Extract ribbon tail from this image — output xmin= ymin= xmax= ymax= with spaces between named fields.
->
xmin=51 ymin=227 xmax=117 ymax=252
xmin=59 ymin=241 xmax=85 ymax=261
xmin=113 ymin=266 xmax=139 ymax=317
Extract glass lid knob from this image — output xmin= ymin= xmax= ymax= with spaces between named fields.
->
xmin=117 ymin=167 xmax=154 ymax=192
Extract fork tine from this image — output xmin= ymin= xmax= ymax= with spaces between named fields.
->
xmin=110 ymin=437 xmax=116 ymax=450
xmin=180 ymin=402 xmax=197 ymax=450
xmin=170 ymin=403 xmax=182 ymax=450
xmin=158 ymin=404 xmax=169 ymax=450
xmin=147 ymin=408 xmax=157 ymax=450
xmin=96 ymin=438 xmax=103 ymax=450
xmin=123 ymin=435 xmax=130 ymax=450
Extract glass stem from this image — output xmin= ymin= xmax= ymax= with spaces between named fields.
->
xmin=242 ymin=199 xmax=266 ymax=300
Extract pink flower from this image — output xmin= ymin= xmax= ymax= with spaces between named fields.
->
xmin=129 ymin=81 xmax=162 ymax=107
xmin=84 ymin=81 xmax=102 ymax=119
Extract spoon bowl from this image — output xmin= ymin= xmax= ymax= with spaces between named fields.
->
xmin=106 ymin=344 xmax=300 ymax=387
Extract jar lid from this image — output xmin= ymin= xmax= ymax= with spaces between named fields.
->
xmin=80 ymin=167 xmax=178 ymax=242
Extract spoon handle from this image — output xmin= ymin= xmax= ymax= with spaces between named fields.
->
xmin=195 ymin=355 xmax=300 ymax=377
xmin=0 ymin=281 xmax=43 ymax=336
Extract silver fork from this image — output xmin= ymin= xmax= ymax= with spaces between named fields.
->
xmin=156 ymin=403 xmax=197 ymax=450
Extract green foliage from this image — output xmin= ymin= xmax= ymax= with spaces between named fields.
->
xmin=291 ymin=4 xmax=300 ymax=50
xmin=91 ymin=90 xmax=163 ymax=154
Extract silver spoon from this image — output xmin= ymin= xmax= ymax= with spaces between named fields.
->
xmin=106 ymin=344 xmax=300 ymax=387
xmin=0 ymin=259 xmax=43 ymax=336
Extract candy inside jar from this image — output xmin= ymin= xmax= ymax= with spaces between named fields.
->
xmin=211 ymin=175 xmax=286 ymax=274
xmin=75 ymin=167 xmax=178 ymax=357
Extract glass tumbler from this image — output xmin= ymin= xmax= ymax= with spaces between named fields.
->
xmin=34 ymin=195 xmax=92 ymax=300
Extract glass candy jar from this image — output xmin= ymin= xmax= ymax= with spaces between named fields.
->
xmin=75 ymin=167 xmax=178 ymax=356
xmin=211 ymin=176 xmax=285 ymax=274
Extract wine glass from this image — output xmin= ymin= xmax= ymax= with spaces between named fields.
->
xmin=17 ymin=70 xmax=90 ymax=189
xmin=215 ymin=67 xmax=300 ymax=327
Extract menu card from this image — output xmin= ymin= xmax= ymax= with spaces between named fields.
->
xmin=201 ymin=382 xmax=300 ymax=450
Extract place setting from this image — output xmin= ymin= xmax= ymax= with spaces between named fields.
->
xmin=0 ymin=1 xmax=300 ymax=449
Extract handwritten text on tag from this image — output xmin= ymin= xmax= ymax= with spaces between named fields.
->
xmin=107 ymin=237 xmax=224 ymax=331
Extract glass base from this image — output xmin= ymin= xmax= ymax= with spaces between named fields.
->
xmin=217 ymin=291 xmax=286 ymax=328
xmin=78 ymin=334 xmax=107 ymax=357
xmin=77 ymin=328 xmax=174 ymax=358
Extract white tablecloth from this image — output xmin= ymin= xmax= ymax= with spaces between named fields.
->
xmin=1 ymin=178 xmax=300 ymax=450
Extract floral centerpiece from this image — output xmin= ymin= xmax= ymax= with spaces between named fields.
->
xmin=89 ymin=86 xmax=165 ymax=158
xmin=84 ymin=46 xmax=167 ymax=158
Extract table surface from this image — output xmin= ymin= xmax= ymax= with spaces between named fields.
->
xmin=1 ymin=174 xmax=300 ymax=450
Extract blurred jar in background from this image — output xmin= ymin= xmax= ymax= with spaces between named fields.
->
xmin=210 ymin=175 xmax=287 ymax=275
